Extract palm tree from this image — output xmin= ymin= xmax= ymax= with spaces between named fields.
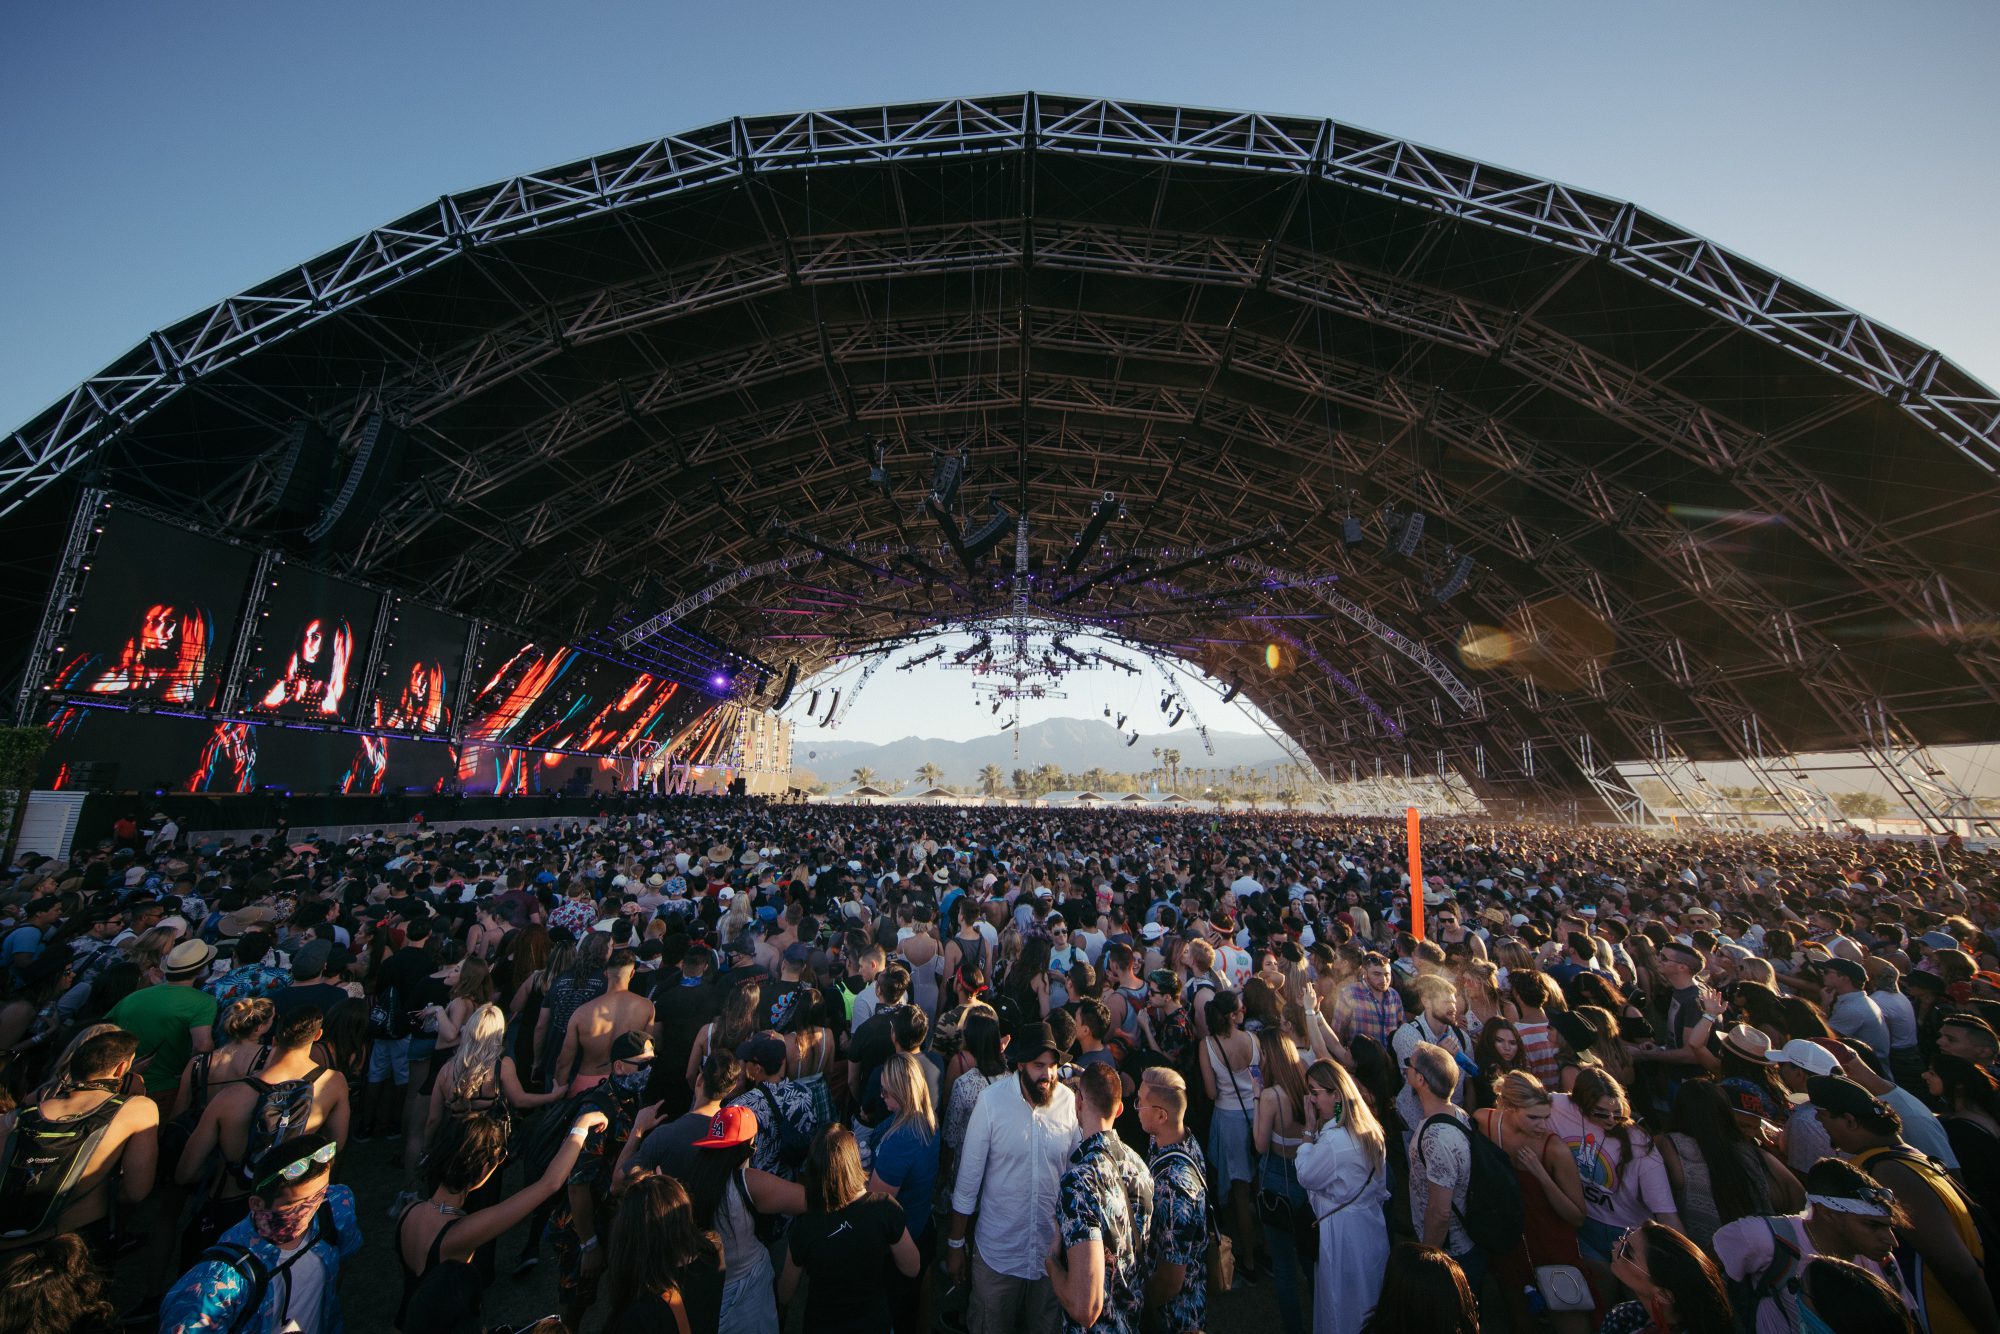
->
xmin=979 ymin=764 xmax=1006 ymax=797
xmin=1163 ymin=748 xmax=1183 ymax=791
xmin=915 ymin=762 xmax=945 ymax=790
xmin=850 ymin=765 xmax=877 ymax=789
xmin=1276 ymin=786 xmax=1300 ymax=811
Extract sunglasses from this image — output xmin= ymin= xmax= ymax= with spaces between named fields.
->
xmin=255 ymin=1141 xmax=337 ymax=1192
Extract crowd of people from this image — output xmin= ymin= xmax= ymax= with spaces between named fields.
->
xmin=0 ymin=792 xmax=1996 ymax=1334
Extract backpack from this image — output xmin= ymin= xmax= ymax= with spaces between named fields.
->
xmin=752 ymin=1084 xmax=812 ymax=1174
xmin=516 ymin=1082 xmax=616 ymax=1186
xmin=231 ymin=1067 xmax=325 ymax=1188
xmin=1417 ymin=1113 xmax=1524 ymax=1255
xmin=197 ymin=1201 xmax=340 ymax=1334
xmin=0 ymin=1091 xmax=124 ymax=1239
xmin=368 ymin=980 xmax=410 ymax=1040
xmin=1723 ymin=1216 xmax=1804 ymax=1334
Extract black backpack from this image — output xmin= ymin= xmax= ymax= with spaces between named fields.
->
xmin=197 ymin=1201 xmax=341 ymax=1334
xmin=517 ymin=1083 xmax=615 ymax=1185
xmin=0 ymin=1091 xmax=124 ymax=1239
xmin=230 ymin=1067 xmax=325 ymax=1189
xmin=368 ymin=981 xmax=410 ymax=1040
xmin=1417 ymin=1112 xmax=1524 ymax=1254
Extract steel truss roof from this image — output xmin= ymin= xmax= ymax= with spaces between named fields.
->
xmin=9 ymin=93 xmax=2000 ymax=823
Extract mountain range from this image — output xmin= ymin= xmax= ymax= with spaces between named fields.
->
xmin=793 ymin=716 xmax=1294 ymax=790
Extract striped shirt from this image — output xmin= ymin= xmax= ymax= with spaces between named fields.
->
xmin=1516 ymin=1019 xmax=1561 ymax=1080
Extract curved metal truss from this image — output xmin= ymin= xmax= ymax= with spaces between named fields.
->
xmin=10 ymin=93 xmax=2000 ymax=829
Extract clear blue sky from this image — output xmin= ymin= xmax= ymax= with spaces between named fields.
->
xmin=3 ymin=1 xmax=1996 ymax=437
xmin=6 ymin=0 xmax=1997 ymax=778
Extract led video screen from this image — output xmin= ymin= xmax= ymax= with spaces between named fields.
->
xmin=242 ymin=561 xmax=383 ymax=725
xmin=364 ymin=599 xmax=472 ymax=737
xmin=43 ymin=705 xmax=457 ymax=795
xmin=460 ymin=638 xmax=580 ymax=747
xmin=520 ymin=657 xmax=687 ymax=756
xmin=45 ymin=506 xmax=257 ymax=709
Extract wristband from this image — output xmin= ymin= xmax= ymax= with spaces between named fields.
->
xmin=946 ymin=1237 xmax=966 ymax=1249
xmin=579 ymin=1236 xmax=599 ymax=1252
xmin=569 ymin=1125 xmax=592 ymax=1141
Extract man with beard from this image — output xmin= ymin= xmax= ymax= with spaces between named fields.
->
xmin=946 ymin=1021 xmax=1082 ymax=1334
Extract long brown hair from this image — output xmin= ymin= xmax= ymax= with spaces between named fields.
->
xmin=0 ymin=1234 xmax=117 ymax=1334
xmin=451 ymin=956 xmax=495 ymax=1005
xmin=1257 ymin=1026 xmax=1307 ymax=1123
xmin=605 ymin=1173 xmax=723 ymax=1320
xmin=804 ymin=1123 xmax=872 ymax=1214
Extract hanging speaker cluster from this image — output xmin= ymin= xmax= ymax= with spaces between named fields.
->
xmin=304 ymin=414 xmax=406 ymax=549
xmin=1389 ymin=510 xmax=1426 ymax=558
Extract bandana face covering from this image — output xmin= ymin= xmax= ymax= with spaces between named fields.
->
xmin=251 ymin=1188 xmax=327 ymax=1248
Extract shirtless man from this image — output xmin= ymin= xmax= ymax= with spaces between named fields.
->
xmin=0 ymin=1028 xmax=158 ymax=1261
xmin=177 ymin=1006 xmax=350 ymax=1253
xmin=556 ymin=948 xmax=655 ymax=1091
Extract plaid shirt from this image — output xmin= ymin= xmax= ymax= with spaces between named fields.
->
xmin=1334 ymin=981 xmax=1404 ymax=1048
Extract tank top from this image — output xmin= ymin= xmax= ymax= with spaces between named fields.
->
xmin=396 ymin=1208 xmax=478 ymax=1332
xmin=1114 ymin=985 xmax=1148 ymax=1040
xmin=1664 ymin=1132 xmax=1770 ymax=1254
xmin=1516 ymin=1019 xmax=1560 ymax=1079
xmin=1207 ymin=1037 xmax=1258 ymax=1113
xmin=718 ymin=1169 xmax=771 ymax=1288
xmin=1853 ymin=1145 xmax=1986 ymax=1334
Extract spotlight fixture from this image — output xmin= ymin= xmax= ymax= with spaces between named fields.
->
xmin=1221 ymin=680 xmax=1240 ymax=703
xmin=1115 ymin=713 xmax=1127 ymax=728
xmin=1127 ymin=733 xmax=1139 ymax=747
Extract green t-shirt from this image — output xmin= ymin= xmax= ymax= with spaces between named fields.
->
xmin=108 ymin=982 xmax=219 ymax=1093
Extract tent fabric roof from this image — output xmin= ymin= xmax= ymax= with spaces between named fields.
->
xmin=11 ymin=94 xmax=1998 ymax=817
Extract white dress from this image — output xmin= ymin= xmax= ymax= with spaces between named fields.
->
xmin=1294 ymin=1126 xmax=1390 ymax=1334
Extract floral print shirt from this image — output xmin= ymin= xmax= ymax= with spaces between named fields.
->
xmin=1056 ymin=1130 xmax=1155 ymax=1334
xmin=1146 ymin=1137 xmax=1209 ymax=1334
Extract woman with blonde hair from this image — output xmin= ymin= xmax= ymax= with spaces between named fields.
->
xmin=1457 ymin=960 xmax=1505 ymax=1037
xmin=1473 ymin=1070 xmax=1593 ymax=1334
xmin=1295 ymin=1059 xmax=1390 ymax=1334
xmin=123 ymin=925 xmax=181 ymax=983
xmin=867 ymin=1052 xmax=940 ymax=1334
xmin=169 ymin=997 xmax=272 ymax=1121
xmin=421 ymin=1004 xmax=564 ymax=1211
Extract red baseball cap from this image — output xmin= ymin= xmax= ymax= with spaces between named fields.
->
xmin=691 ymin=1105 xmax=758 ymax=1149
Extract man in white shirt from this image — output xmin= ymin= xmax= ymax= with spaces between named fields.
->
xmin=945 ymin=1021 xmax=1082 ymax=1334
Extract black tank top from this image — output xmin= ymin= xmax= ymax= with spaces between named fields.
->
xmin=395 ymin=1206 xmax=482 ymax=1332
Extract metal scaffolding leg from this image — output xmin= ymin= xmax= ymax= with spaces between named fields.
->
xmin=1737 ymin=716 xmax=1851 ymax=832
xmin=1619 ymin=725 xmax=1751 ymax=830
xmin=1858 ymin=702 xmax=2000 ymax=837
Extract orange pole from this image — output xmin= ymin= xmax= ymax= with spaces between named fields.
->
xmin=1406 ymin=805 xmax=1425 ymax=941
